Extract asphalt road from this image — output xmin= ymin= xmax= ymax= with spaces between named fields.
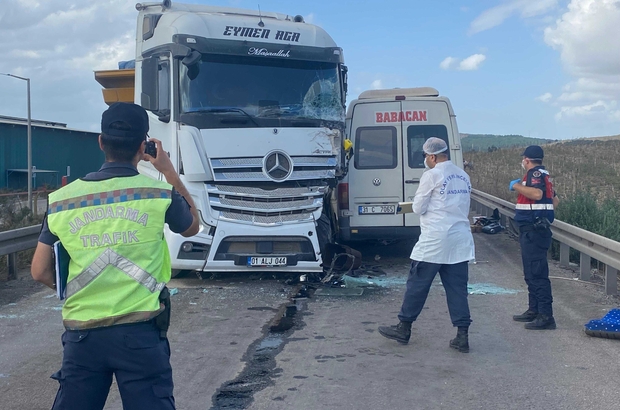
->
xmin=1 ymin=232 xmax=619 ymax=410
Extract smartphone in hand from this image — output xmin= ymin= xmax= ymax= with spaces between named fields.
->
xmin=145 ymin=140 xmax=157 ymax=158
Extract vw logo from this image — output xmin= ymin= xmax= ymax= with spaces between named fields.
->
xmin=263 ymin=150 xmax=293 ymax=182
xmin=373 ymin=178 xmax=381 ymax=186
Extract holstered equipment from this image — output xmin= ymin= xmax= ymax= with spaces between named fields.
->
xmin=155 ymin=287 xmax=171 ymax=338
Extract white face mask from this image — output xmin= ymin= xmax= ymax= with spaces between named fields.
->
xmin=424 ymin=157 xmax=430 ymax=169
xmin=521 ymin=160 xmax=526 ymax=170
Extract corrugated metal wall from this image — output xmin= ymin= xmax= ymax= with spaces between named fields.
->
xmin=0 ymin=122 xmax=104 ymax=190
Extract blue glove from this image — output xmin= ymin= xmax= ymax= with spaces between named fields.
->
xmin=509 ymin=179 xmax=521 ymax=191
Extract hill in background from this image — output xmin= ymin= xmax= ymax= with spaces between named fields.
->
xmin=461 ymin=133 xmax=556 ymax=152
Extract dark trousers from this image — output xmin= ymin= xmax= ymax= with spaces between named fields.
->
xmin=519 ymin=227 xmax=553 ymax=316
xmin=51 ymin=321 xmax=175 ymax=410
xmin=398 ymin=260 xmax=472 ymax=328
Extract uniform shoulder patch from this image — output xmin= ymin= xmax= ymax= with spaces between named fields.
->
xmin=532 ymin=170 xmax=542 ymax=178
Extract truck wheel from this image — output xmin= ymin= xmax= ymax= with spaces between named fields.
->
xmin=316 ymin=213 xmax=333 ymax=255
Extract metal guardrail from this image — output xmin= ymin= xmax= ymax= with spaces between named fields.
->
xmin=0 ymin=224 xmax=41 ymax=280
xmin=471 ymin=189 xmax=620 ymax=295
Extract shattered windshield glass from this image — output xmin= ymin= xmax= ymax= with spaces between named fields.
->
xmin=179 ymin=54 xmax=344 ymax=128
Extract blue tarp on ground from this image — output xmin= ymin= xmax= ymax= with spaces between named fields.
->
xmin=584 ymin=308 xmax=620 ymax=339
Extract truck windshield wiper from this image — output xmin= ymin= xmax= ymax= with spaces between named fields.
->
xmin=256 ymin=105 xmax=303 ymax=118
xmin=186 ymin=108 xmax=259 ymax=126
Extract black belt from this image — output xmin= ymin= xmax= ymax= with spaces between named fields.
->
xmin=520 ymin=218 xmax=551 ymax=233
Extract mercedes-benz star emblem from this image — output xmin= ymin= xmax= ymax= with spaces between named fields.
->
xmin=263 ymin=150 xmax=293 ymax=182
xmin=373 ymin=178 xmax=381 ymax=186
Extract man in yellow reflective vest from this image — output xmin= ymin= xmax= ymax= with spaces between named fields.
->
xmin=31 ymin=102 xmax=199 ymax=410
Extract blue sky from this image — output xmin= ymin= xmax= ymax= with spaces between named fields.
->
xmin=0 ymin=0 xmax=619 ymax=139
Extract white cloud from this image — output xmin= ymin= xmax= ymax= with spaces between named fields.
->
xmin=470 ymin=0 xmax=559 ymax=34
xmin=458 ymin=54 xmax=486 ymax=71
xmin=305 ymin=13 xmax=316 ymax=24
xmin=554 ymin=100 xmax=619 ymax=121
xmin=0 ymin=1 xmax=136 ymax=130
xmin=439 ymin=55 xmax=486 ymax=71
xmin=370 ymin=79 xmax=383 ymax=90
xmin=536 ymin=92 xmax=553 ymax=102
xmin=544 ymin=0 xmax=620 ymax=123
xmin=440 ymin=57 xmax=458 ymax=70
xmin=545 ymin=0 xmax=620 ymax=77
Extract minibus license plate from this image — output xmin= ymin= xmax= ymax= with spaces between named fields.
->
xmin=248 ymin=257 xmax=287 ymax=267
xmin=359 ymin=205 xmax=396 ymax=214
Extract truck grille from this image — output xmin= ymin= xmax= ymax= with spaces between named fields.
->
xmin=210 ymin=156 xmax=337 ymax=182
xmin=207 ymin=184 xmax=326 ymax=225
xmin=220 ymin=211 xmax=315 ymax=224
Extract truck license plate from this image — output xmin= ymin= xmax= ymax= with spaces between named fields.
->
xmin=359 ymin=205 xmax=396 ymax=214
xmin=248 ymin=256 xmax=287 ymax=267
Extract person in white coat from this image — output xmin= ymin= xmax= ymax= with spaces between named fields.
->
xmin=378 ymin=137 xmax=475 ymax=353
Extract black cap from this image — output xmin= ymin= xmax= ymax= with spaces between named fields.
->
xmin=101 ymin=102 xmax=149 ymax=139
xmin=522 ymin=145 xmax=544 ymax=159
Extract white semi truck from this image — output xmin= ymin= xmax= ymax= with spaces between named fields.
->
xmin=95 ymin=1 xmax=348 ymax=274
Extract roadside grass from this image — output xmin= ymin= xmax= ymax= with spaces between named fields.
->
xmin=0 ymin=193 xmax=41 ymax=279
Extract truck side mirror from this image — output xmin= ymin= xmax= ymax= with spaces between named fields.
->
xmin=141 ymin=56 xmax=159 ymax=111
xmin=182 ymin=51 xmax=202 ymax=81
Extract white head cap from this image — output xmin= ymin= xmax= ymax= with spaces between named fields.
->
xmin=423 ymin=137 xmax=448 ymax=155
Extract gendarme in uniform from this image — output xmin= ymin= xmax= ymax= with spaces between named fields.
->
xmin=35 ymin=103 xmax=195 ymax=410
xmin=511 ymin=145 xmax=557 ymax=330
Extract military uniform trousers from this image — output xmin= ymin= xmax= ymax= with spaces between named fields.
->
xmin=519 ymin=225 xmax=553 ymax=316
xmin=398 ymin=260 xmax=472 ymax=328
xmin=51 ymin=321 xmax=175 ymax=410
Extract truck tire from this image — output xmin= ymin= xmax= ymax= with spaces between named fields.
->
xmin=316 ymin=213 xmax=333 ymax=255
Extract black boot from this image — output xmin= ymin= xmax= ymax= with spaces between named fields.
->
xmin=513 ymin=309 xmax=538 ymax=322
xmin=378 ymin=321 xmax=411 ymax=344
xmin=524 ymin=314 xmax=556 ymax=330
xmin=449 ymin=327 xmax=469 ymax=353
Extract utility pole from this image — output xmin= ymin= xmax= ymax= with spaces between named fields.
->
xmin=2 ymin=73 xmax=32 ymax=210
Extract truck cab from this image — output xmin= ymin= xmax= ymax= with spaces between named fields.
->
xmin=96 ymin=1 xmax=348 ymax=274
xmin=338 ymin=88 xmax=463 ymax=242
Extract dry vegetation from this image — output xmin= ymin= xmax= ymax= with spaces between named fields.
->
xmin=465 ymin=139 xmax=620 ymax=243
xmin=466 ymin=139 xmax=620 ymax=204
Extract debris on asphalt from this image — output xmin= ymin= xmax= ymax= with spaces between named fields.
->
xmin=169 ymin=288 xmax=179 ymax=296
xmin=315 ymin=287 xmax=364 ymax=297
xmin=467 ymin=283 xmax=519 ymax=295
xmin=292 ymin=285 xmax=311 ymax=299
xmin=342 ymin=275 xmax=407 ymax=288
xmin=268 ymin=302 xmax=298 ymax=332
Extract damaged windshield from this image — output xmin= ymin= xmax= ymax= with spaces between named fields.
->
xmin=179 ymin=54 xmax=344 ymax=128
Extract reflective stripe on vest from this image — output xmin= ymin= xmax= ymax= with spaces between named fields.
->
xmin=515 ymin=204 xmax=554 ymax=210
xmin=48 ymin=187 xmax=170 ymax=215
xmin=66 ymin=248 xmax=166 ymax=298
